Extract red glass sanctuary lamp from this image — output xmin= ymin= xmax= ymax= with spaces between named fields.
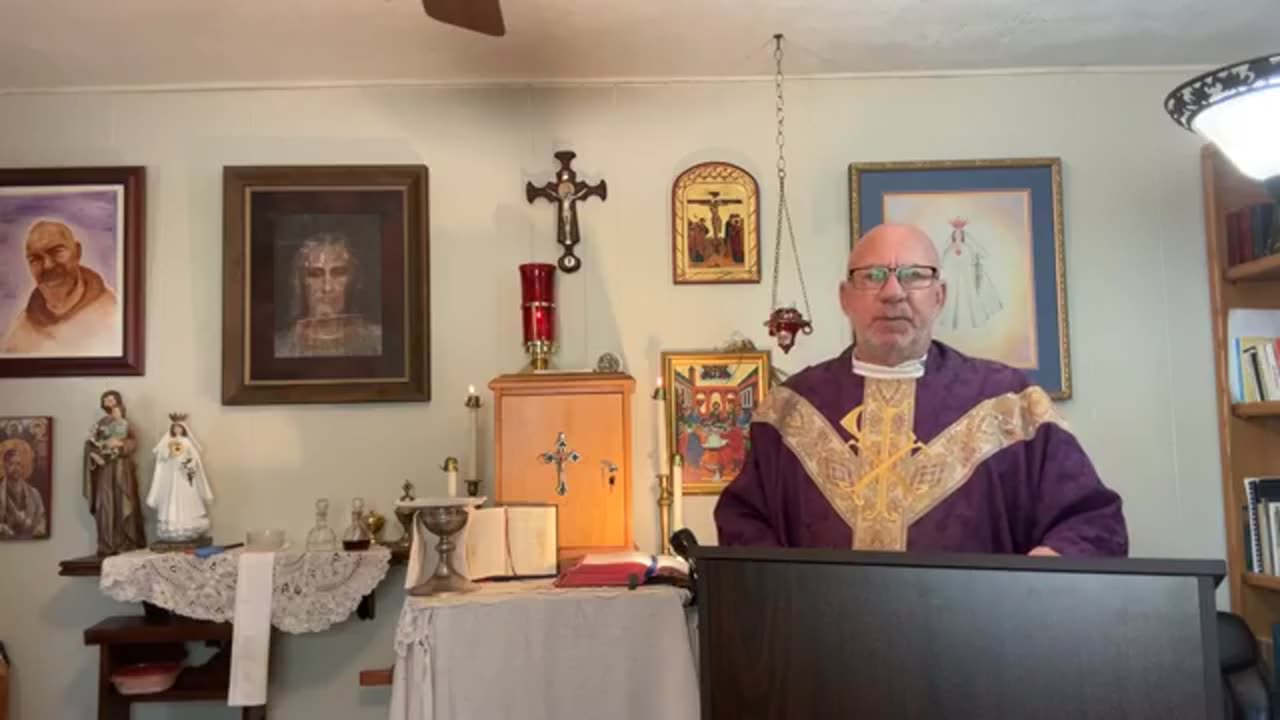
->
xmin=519 ymin=262 xmax=557 ymax=371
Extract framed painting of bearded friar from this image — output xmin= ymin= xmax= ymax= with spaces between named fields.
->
xmin=849 ymin=157 xmax=1071 ymax=399
xmin=672 ymin=162 xmax=760 ymax=284
xmin=0 ymin=167 xmax=146 ymax=377
xmin=221 ymin=165 xmax=430 ymax=405
xmin=661 ymin=349 xmax=771 ymax=495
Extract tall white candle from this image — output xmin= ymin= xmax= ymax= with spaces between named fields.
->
xmin=467 ymin=385 xmax=479 ymax=482
xmin=655 ymin=377 xmax=670 ymax=474
xmin=446 ymin=458 xmax=459 ymax=498
xmin=671 ymin=455 xmax=684 ymax=534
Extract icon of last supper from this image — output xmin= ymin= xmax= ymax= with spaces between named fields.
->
xmin=662 ymin=350 xmax=771 ymax=494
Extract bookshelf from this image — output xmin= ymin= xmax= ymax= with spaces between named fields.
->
xmin=1202 ymin=144 xmax=1280 ymax=643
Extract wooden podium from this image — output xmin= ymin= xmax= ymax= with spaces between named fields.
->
xmin=490 ymin=372 xmax=634 ymax=563
xmin=691 ymin=546 xmax=1226 ymax=720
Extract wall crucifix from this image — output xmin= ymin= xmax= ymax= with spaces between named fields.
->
xmin=526 ymin=150 xmax=607 ymax=273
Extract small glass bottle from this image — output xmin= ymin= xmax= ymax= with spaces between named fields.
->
xmin=342 ymin=497 xmax=372 ymax=551
xmin=305 ymin=498 xmax=338 ymax=551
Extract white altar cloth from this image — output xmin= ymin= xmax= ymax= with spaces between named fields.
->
xmin=389 ymin=579 xmax=700 ymax=720
xmin=99 ymin=546 xmax=391 ymax=633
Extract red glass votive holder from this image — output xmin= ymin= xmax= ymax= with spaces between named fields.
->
xmin=519 ymin=263 xmax=557 ymax=370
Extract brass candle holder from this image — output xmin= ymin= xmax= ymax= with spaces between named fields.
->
xmin=656 ymin=472 xmax=673 ymax=555
xmin=464 ymin=393 xmax=482 ymax=497
xmin=391 ymin=480 xmax=416 ymax=552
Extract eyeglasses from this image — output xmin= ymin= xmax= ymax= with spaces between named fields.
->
xmin=846 ymin=264 xmax=939 ymax=291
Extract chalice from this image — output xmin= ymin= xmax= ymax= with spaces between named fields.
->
xmin=406 ymin=500 xmax=482 ymax=597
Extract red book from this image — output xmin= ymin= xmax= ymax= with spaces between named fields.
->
xmin=553 ymin=552 xmax=689 ymax=588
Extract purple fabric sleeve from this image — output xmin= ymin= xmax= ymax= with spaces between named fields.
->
xmin=712 ymin=423 xmax=785 ymax=547
xmin=1023 ymin=423 xmax=1129 ymax=557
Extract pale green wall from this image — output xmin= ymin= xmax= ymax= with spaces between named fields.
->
xmin=0 ymin=70 xmax=1225 ymax=718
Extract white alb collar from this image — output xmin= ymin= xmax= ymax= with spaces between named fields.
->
xmin=851 ymin=350 xmax=928 ymax=379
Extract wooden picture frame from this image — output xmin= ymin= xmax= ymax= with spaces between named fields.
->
xmin=0 ymin=416 xmax=53 ymax=541
xmin=672 ymin=162 xmax=760 ymax=284
xmin=0 ymin=167 xmax=145 ymax=377
xmin=849 ymin=157 xmax=1071 ymax=399
xmin=661 ymin=349 xmax=771 ymax=495
xmin=221 ymin=165 xmax=430 ymax=405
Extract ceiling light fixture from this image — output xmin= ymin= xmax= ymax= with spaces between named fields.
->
xmin=1166 ymin=53 xmax=1280 ymax=200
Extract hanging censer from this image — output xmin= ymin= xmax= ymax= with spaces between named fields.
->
xmin=763 ymin=34 xmax=814 ymax=354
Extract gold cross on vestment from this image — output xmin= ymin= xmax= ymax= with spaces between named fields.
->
xmin=838 ymin=379 xmax=928 ymax=549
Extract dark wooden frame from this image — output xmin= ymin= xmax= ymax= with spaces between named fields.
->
xmin=671 ymin=161 xmax=761 ymax=285
xmin=0 ymin=167 xmax=146 ymax=377
xmin=221 ymin=165 xmax=430 ymax=405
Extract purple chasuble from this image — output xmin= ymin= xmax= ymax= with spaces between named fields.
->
xmin=713 ymin=342 xmax=1128 ymax=556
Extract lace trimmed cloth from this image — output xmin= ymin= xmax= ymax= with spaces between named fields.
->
xmin=388 ymin=578 xmax=699 ymax=720
xmin=391 ymin=578 xmax=692 ymax=657
xmin=99 ymin=546 xmax=392 ymax=634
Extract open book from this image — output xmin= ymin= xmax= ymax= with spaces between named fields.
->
xmin=553 ymin=552 xmax=690 ymax=588
xmin=404 ymin=504 xmax=558 ymax=588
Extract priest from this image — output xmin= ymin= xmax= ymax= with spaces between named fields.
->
xmin=714 ymin=223 xmax=1127 ymax=556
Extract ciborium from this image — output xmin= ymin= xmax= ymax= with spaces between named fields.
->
xmin=406 ymin=500 xmax=481 ymax=597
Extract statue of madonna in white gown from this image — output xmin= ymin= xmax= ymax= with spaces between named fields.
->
xmin=147 ymin=417 xmax=214 ymax=545
xmin=938 ymin=218 xmax=1003 ymax=331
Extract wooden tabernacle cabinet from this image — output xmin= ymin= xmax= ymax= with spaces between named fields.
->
xmin=490 ymin=372 xmax=635 ymax=564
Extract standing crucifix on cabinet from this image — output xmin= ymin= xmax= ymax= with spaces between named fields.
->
xmin=526 ymin=151 xmax=607 ymax=273
xmin=539 ymin=431 xmax=581 ymax=496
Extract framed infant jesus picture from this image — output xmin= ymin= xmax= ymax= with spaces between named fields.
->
xmin=221 ymin=165 xmax=430 ymax=405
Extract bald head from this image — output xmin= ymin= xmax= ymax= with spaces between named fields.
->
xmin=839 ymin=223 xmax=947 ymax=365
xmin=848 ymin=223 xmax=940 ymax=272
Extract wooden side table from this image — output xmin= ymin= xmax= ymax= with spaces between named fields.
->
xmin=84 ymin=614 xmax=265 ymax=720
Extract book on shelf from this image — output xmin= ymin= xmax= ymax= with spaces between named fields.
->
xmin=1227 ymin=309 xmax=1280 ymax=403
xmin=1243 ymin=477 xmax=1280 ymax=575
xmin=1225 ymin=202 xmax=1280 ymax=268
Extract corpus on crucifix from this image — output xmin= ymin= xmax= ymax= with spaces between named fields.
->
xmin=526 ymin=150 xmax=607 ymax=273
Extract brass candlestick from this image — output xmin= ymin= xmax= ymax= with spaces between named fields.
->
xmin=464 ymin=393 xmax=482 ymax=497
xmin=656 ymin=472 xmax=672 ymax=555
xmin=392 ymin=480 xmax=416 ymax=552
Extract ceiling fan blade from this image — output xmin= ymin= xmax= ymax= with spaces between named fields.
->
xmin=422 ymin=0 xmax=506 ymax=37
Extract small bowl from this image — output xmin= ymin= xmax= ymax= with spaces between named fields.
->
xmin=246 ymin=529 xmax=286 ymax=551
xmin=111 ymin=662 xmax=182 ymax=695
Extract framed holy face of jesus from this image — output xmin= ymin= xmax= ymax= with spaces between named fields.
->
xmin=221 ymin=165 xmax=430 ymax=405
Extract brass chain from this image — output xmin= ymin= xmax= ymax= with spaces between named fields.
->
xmin=769 ymin=34 xmax=812 ymax=320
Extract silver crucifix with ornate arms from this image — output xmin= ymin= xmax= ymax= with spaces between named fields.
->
xmin=539 ymin=432 xmax=581 ymax=496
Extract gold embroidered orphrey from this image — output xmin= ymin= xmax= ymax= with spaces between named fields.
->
xmin=752 ymin=378 xmax=1064 ymax=551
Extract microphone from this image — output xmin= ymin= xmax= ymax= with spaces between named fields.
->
xmin=669 ymin=529 xmax=700 ymax=606
xmin=670 ymin=528 xmax=699 ymax=561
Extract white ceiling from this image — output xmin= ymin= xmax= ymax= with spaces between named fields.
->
xmin=2 ymin=0 xmax=1278 ymax=91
